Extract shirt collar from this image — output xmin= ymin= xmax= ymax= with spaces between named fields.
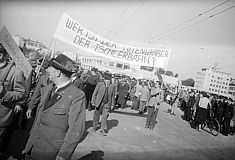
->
xmin=55 ymin=80 xmax=71 ymax=92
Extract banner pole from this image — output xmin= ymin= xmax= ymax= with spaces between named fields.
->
xmin=51 ymin=38 xmax=56 ymax=59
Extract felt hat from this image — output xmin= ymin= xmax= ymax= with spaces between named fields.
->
xmin=103 ymin=71 xmax=112 ymax=80
xmin=48 ymin=54 xmax=75 ymax=74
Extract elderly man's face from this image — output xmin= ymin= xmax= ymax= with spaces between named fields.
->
xmin=47 ymin=66 xmax=59 ymax=82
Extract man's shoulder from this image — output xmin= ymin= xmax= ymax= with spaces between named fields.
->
xmin=67 ymin=83 xmax=85 ymax=97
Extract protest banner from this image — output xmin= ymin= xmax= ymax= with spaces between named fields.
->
xmin=0 ymin=26 xmax=32 ymax=79
xmin=54 ymin=13 xmax=171 ymax=68
xmin=162 ymin=75 xmax=179 ymax=86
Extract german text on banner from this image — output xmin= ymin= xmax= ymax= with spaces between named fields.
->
xmin=54 ymin=13 xmax=171 ymax=68
xmin=0 ymin=26 xmax=32 ymax=79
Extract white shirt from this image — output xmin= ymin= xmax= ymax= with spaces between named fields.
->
xmin=199 ymin=97 xmax=210 ymax=109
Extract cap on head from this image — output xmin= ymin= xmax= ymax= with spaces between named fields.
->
xmin=91 ymin=67 xmax=97 ymax=72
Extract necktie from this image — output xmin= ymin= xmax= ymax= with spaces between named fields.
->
xmin=50 ymin=86 xmax=57 ymax=99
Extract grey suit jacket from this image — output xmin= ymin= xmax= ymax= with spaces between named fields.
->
xmin=91 ymin=81 xmax=106 ymax=108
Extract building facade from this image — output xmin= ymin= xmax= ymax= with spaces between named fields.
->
xmin=76 ymin=54 xmax=130 ymax=72
xmin=229 ymin=78 xmax=235 ymax=101
xmin=195 ymin=67 xmax=231 ymax=96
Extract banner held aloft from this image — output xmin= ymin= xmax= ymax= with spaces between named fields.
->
xmin=54 ymin=13 xmax=171 ymax=68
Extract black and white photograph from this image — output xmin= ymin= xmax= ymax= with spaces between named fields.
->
xmin=0 ymin=0 xmax=235 ymax=160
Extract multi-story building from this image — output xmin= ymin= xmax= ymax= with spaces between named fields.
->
xmin=229 ymin=78 xmax=235 ymax=101
xmin=76 ymin=54 xmax=130 ymax=72
xmin=194 ymin=67 xmax=231 ymax=96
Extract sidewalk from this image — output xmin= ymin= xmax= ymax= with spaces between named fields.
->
xmin=73 ymin=102 xmax=235 ymax=160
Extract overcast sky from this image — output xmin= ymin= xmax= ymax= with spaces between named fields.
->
xmin=0 ymin=0 xmax=235 ymax=79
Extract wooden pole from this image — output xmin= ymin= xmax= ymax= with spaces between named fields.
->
xmin=51 ymin=38 xmax=56 ymax=59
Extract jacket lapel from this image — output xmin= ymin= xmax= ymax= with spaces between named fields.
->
xmin=42 ymin=84 xmax=54 ymax=107
xmin=43 ymin=82 xmax=72 ymax=111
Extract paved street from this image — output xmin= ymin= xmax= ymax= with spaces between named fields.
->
xmin=73 ymin=103 xmax=235 ymax=160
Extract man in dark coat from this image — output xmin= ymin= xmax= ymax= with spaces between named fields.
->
xmin=23 ymin=54 xmax=86 ymax=160
xmin=117 ymin=78 xmax=130 ymax=109
xmin=0 ymin=44 xmax=26 ymax=157
xmin=84 ymin=68 xmax=100 ymax=111
xmin=184 ymin=91 xmax=195 ymax=122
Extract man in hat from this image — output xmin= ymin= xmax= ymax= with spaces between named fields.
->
xmin=91 ymin=72 xmax=115 ymax=136
xmin=0 ymin=44 xmax=26 ymax=157
xmin=84 ymin=67 xmax=100 ymax=111
xmin=117 ymin=77 xmax=130 ymax=109
xmin=23 ymin=54 xmax=86 ymax=160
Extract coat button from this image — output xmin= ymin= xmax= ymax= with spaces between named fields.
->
xmin=40 ymin=123 xmax=43 ymax=126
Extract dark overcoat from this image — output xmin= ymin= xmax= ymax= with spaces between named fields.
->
xmin=117 ymin=82 xmax=130 ymax=106
xmin=0 ymin=63 xmax=25 ymax=127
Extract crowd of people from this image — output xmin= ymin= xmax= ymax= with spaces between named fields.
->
xmin=166 ymin=88 xmax=235 ymax=136
xmin=1 ymin=43 xmax=235 ymax=160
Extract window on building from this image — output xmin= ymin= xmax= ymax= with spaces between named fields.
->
xmin=109 ymin=62 xmax=114 ymax=67
xmin=123 ymin=65 xmax=130 ymax=69
xmin=212 ymin=89 xmax=214 ymax=91
xmin=211 ymin=80 xmax=213 ymax=82
xmin=216 ymin=85 xmax=218 ymax=88
xmin=225 ymin=87 xmax=227 ymax=89
xmin=215 ymin=89 xmax=217 ymax=92
xmin=210 ymin=84 xmax=212 ymax=86
xmin=212 ymin=75 xmax=214 ymax=78
xmin=209 ymin=88 xmax=211 ymax=91
xmin=213 ymin=84 xmax=215 ymax=87
xmin=116 ymin=63 xmax=123 ymax=68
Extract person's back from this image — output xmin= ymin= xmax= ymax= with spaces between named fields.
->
xmin=140 ymin=85 xmax=149 ymax=102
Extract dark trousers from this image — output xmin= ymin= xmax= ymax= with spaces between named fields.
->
xmin=0 ymin=128 xmax=7 ymax=153
xmin=223 ymin=117 xmax=231 ymax=136
xmin=181 ymin=100 xmax=186 ymax=111
xmin=0 ymin=112 xmax=20 ymax=153
xmin=19 ymin=107 xmax=28 ymax=129
xmin=184 ymin=106 xmax=191 ymax=121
